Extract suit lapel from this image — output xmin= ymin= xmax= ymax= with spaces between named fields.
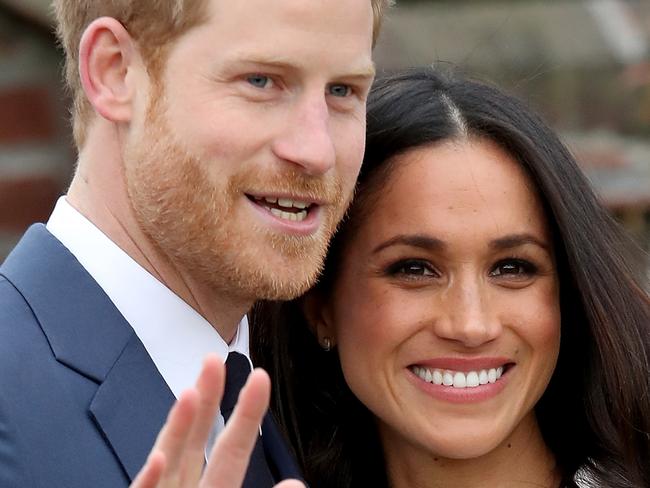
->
xmin=0 ymin=224 xmax=133 ymax=382
xmin=262 ymin=414 xmax=304 ymax=482
xmin=89 ymin=333 xmax=174 ymax=480
xmin=1 ymin=224 xmax=174 ymax=480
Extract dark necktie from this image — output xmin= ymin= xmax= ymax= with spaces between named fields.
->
xmin=222 ymin=352 xmax=275 ymax=488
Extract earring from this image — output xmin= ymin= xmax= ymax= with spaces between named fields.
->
xmin=321 ymin=337 xmax=332 ymax=352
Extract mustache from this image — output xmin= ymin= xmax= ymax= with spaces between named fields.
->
xmin=232 ymin=167 xmax=344 ymax=204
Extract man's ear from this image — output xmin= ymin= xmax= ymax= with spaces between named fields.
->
xmin=78 ymin=17 xmax=140 ymax=123
xmin=303 ymin=291 xmax=337 ymax=349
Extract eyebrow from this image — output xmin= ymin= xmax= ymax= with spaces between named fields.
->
xmin=372 ymin=234 xmax=446 ymax=254
xmin=223 ymin=54 xmax=376 ymax=79
xmin=488 ymin=233 xmax=550 ymax=252
xmin=339 ymin=63 xmax=377 ymax=80
xmin=371 ymin=233 xmax=550 ymax=255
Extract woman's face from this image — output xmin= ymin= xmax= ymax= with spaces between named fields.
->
xmin=318 ymin=138 xmax=561 ymax=462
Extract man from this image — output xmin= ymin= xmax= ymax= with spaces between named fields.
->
xmin=0 ymin=0 xmax=390 ymax=486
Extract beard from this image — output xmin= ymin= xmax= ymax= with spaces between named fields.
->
xmin=121 ymin=90 xmax=351 ymax=301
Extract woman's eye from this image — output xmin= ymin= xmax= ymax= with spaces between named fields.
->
xmin=388 ymin=260 xmax=437 ymax=278
xmin=490 ymin=259 xmax=537 ymax=278
xmin=328 ymin=84 xmax=352 ymax=97
xmin=246 ymin=75 xmax=272 ymax=89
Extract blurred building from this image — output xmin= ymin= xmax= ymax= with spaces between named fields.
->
xmin=0 ymin=0 xmax=649 ymax=258
xmin=0 ymin=1 xmax=72 ymax=258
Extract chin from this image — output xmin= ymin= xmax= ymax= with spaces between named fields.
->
xmin=245 ymin=243 xmax=328 ymax=300
xmin=432 ymin=442 xmax=498 ymax=461
xmin=417 ymin=429 xmax=507 ymax=461
xmin=252 ymin=265 xmax=322 ymax=301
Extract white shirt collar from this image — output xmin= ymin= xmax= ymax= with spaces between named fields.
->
xmin=46 ymin=196 xmax=250 ymax=400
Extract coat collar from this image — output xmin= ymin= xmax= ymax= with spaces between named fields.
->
xmin=1 ymin=224 xmax=175 ymax=480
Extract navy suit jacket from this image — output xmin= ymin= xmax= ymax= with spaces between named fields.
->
xmin=0 ymin=224 xmax=302 ymax=487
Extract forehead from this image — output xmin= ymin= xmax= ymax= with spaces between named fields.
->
xmin=193 ymin=0 xmax=375 ymax=70
xmin=354 ymin=139 xmax=550 ymax=247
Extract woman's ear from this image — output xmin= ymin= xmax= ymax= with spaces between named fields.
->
xmin=78 ymin=17 xmax=140 ymax=123
xmin=303 ymin=291 xmax=337 ymax=351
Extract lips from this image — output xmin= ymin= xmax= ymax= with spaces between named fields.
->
xmin=410 ymin=365 xmax=507 ymax=389
xmin=406 ymin=359 xmax=514 ymax=404
xmin=247 ymin=195 xmax=317 ymax=223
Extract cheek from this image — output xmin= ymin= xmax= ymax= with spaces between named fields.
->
xmin=332 ymin=118 xmax=366 ymax=179
xmin=334 ymin=302 xmax=395 ymax=410
xmin=512 ymin=283 xmax=562 ymax=367
xmin=333 ymin=286 xmax=418 ymax=372
xmin=169 ymin=96 xmax=274 ymax=164
xmin=332 ymin=279 xmax=377 ymax=347
xmin=333 ymin=291 xmax=385 ymax=356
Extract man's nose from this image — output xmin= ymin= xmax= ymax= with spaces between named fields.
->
xmin=271 ymin=95 xmax=336 ymax=175
xmin=433 ymin=281 xmax=502 ymax=348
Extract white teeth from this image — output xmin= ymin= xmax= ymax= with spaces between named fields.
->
xmin=432 ymin=369 xmax=443 ymax=385
xmin=277 ymin=198 xmax=293 ymax=207
xmin=269 ymin=208 xmax=308 ymax=222
xmin=277 ymin=198 xmax=309 ymax=210
xmin=488 ymin=368 xmax=497 ymax=383
xmin=479 ymin=370 xmax=488 ymax=385
xmin=276 ymin=198 xmax=310 ymax=210
xmin=411 ymin=365 xmax=508 ymax=389
xmin=257 ymin=196 xmax=312 ymax=220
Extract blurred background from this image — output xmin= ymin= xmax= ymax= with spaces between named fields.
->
xmin=0 ymin=0 xmax=649 ymax=262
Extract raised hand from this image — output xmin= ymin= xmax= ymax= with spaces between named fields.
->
xmin=130 ymin=355 xmax=304 ymax=488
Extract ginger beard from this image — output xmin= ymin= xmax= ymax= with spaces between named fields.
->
xmin=122 ymin=88 xmax=350 ymax=301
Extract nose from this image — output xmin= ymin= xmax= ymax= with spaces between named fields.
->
xmin=434 ymin=279 xmax=502 ymax=348
xmin=271 ymin=94 xmax=336 ymax=176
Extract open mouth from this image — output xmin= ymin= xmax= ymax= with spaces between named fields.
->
xmin=247 ymin=195 xmax=316 ymax=223
xmin=409 ymin=363 xmax=514 ymax=389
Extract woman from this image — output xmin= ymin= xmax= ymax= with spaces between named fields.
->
xmin=251 ymin=67 xmax=650 ymax=487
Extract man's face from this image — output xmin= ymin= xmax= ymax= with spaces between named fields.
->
xmin=123 ymin=0 xmax=375 ymax=300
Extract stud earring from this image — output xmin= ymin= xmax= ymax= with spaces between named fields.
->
xmin=321 ymin=337 xmax=332 ymax=352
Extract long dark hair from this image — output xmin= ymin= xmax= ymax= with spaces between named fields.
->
xmin=251 ymin=67 xmax=650 ymax=488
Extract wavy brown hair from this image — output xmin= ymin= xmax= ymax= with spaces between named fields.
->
xmin=252 ymin=67 xmax=650 ymax=488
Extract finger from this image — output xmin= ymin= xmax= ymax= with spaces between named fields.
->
xmin=181 ymin=354 xmax=226 ymax=484
xmin=200 ymin=368 xmax=271 ymax=488
xmin=130 ymin=451 xmax=166 ymax=488
xmin=150 ymin=389 xmax=199 ymax=483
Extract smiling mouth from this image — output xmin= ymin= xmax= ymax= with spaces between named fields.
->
xmin=248 ymin=195 xmax=316 ymax=223
xmin=409 ymin=364 xmax=513 ymax=389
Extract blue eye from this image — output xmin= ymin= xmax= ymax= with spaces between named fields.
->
xmin=247 ymin=75 xmax=271 ymax=88
xmin=329 ymin=84 xmax=351 ymax=97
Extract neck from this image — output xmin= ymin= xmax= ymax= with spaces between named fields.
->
xmin=67 ymin=124 xmax=250 ymax=342
xmin=385 ymin=415 xmax=560 ymax=488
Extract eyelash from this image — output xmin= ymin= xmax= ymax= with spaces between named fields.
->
xmin=384 ymin=257 xmax=539 ymax=282
xmin=245 ymin=74 xmax=274 ymax=89
xmin=328 ymin=84 xmax=353 ymax=98
xmin=385 ymin=259 xmax=438 ymax=280
xmin=244 ymin=74 xmax=361 ymax=99
xmin=489 ymin=258 xmax=538 ymax=279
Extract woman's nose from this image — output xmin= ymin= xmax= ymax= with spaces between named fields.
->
xmin=433 ymin=280 xmax=502 ymax=348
